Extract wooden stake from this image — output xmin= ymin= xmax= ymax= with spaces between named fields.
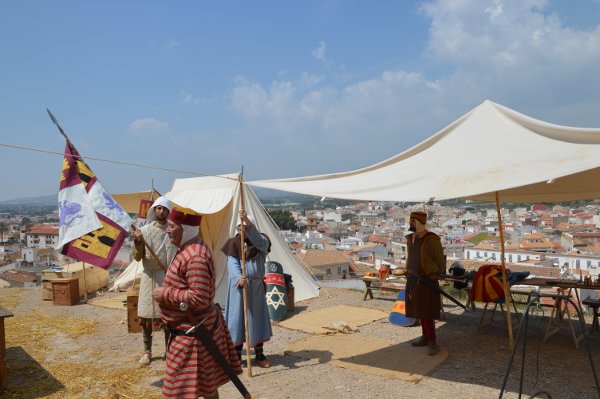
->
xmin=239 ymin=174 xmax=253 ymax=377
xmin=82 ymin=262 xmax=88 ymax=303
xmin=495 ymin=191 xmax=514 ymax=352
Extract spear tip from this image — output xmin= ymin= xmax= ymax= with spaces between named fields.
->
xmin=46 ymin=108 xmax=59 ymax=125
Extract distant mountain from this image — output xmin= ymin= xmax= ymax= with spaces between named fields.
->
xmin=0 ymin=194 xmax=57 ymax=206
xmin=0 ymin=189 xmax=307 ymax=209
xmin=251 ymin=186 xmax=313 ymax=202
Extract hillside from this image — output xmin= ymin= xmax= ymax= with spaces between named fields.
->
xmin=2 ymin=285 xmax=599 ymax=398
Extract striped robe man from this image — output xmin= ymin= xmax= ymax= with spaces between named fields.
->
xmin=155 ymin=236 xmax=242 ymax=398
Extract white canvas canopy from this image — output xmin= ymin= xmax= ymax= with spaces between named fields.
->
xmin=164 ymin=174 xmax=320 ymax=305
xmin=249 ymin=99 xmax=600 ymax=351
xmin=249 ymin=100 xmax=600 ymax=203
xmin=109 ymin=259 xmax=142 ymax=292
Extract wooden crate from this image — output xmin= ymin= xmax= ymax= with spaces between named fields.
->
xmin=52 ymin=279 xmax=80 ymax=306
xmin=41 ymin=281 xmax=53 ymax=300
xmin=126 ymin=290 xmax=162 ymax=333
xmin=42 ymin=262 xmax=109 ymax=299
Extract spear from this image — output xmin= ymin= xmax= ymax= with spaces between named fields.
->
xmin=47 ymin=108 xmax=73 ymax=146
xmin=239 ymin=168 xmax=253 ymax=376
xmin=46 ymin=108 xmax=89 ymax=301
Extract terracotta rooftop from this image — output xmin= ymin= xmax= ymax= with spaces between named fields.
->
xmin=519 ymin=242 xmax=556 ymax=250
xmin=26 ymin=224 xmax=59 ymax=236
xmin=296 ymin=250 xmax=351 ymax=268
xmin=572 ymin=232 xmax=600 ymax=238
xmin=349 ymin=242 xmax=380 ymax=253
xmin=367 ymin=234 xmax=391 ymax=245
xmin=521 ymin=233 xmax=547 ymax=240
xmin=472 ymin=243 xmax=500 ymax=250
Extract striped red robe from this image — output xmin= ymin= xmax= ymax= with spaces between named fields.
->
xmin=155 ymin=237 xmax=242 ymax=399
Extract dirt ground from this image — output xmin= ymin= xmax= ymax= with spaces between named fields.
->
xmin=2 ymin=285 xmax=600 ymax=399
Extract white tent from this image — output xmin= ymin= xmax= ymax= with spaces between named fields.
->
xmin=249 ymin=99 xmax=600 ymax=351
xmin=164 ymin=174 xmax=320 ymax=305
xmin=109 ymin=259 xmax=143 ymax=292
xmin=249 ymin=100 xmax=600 ymax=203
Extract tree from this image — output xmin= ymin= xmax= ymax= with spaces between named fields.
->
xmin=268 ymin=209 xmax=298 ymax=231
xmin=0 ymin=222 xmax=6 ymax=243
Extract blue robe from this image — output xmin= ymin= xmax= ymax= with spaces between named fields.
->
xmin=224 ymin=226 xmax=273 ymax=347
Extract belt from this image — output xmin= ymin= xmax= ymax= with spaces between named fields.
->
xmin=167 ymin=304 xmax=221 ymax=337
xmin=168 ymin=312 xmax=220 ymax=337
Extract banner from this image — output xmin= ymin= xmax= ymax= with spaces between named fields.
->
xmin=137 ymin=198 xmax=153 ymax=227
xmin=57 ymin=143 xmax=132 ymax=269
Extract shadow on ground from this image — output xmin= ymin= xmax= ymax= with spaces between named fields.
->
xmin=6 ymin=346 xmax=64 ymax=398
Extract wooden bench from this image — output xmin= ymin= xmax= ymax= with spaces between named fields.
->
xmin=362 ymin=277 xmax=404 ymax=300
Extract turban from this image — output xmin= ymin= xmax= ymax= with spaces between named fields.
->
xmin=150 ymin=196 xmax=172 ymax=212
xmin=146 ymin=196 xmax=172 ymax=222
xmin=169 ymin=208 xmax=202 ymax=245
xmin=410 ymin=211 xmax=427 ymax=225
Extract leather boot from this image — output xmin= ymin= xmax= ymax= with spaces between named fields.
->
xmin=427 ymin=342 xmax=440 ymax=356
xmin=411 ymin=335 xmax=428 ymax=347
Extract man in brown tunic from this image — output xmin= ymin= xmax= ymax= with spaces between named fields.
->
xmin=405 ymin=211 xmax=445 ymax=356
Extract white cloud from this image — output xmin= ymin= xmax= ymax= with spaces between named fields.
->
xmin=299 ymin=71 xmax=323 ymax=88
xmin=312 ymin=41 xmax=327 ymax=61
xmin=420 ymin=0 xmax=600 ymax=70
xmin=226 ymin=0 xmax=600 ymax=177
xmin=179 ymin=90 xmax=207 ymax=105
xmin=167 ymin=39 xmax=180 ymax=50
xmin=311 ymin=41 xmax=333 ymax=68
xmin=129 ymin=117 xmax=170 ymax=136
xmin=230 ymin=69 xmax=439 ymax=142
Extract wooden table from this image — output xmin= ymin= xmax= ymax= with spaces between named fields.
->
xmin=0 ymin=307 xmax=14 ymax=392
xmin=512 ymin=278 xmax=600 ymax=348
xmin=361 ymin=277 xmax=404 ymax=300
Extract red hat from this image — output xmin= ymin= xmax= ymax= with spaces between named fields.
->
xmin=169 ymin=208 xmax=202 ymax=226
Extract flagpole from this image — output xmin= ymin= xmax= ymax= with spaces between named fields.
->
xmin=239 ymin=169 xmax=253 ymax=377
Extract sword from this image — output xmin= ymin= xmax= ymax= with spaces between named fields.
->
xmin=179 ymin=302 xmax=251 ymax=399
xmin=410 ymin=273 xmax=468 ymax=311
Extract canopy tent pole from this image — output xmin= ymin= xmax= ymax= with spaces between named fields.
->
xmin=496 ymin=191 xmax=514 ymax=352
xmin=239 ymin=172 xmax=253 ymax=376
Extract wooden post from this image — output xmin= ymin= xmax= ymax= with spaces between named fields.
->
xmin=239 ymin=175 xmax=253 ymax=376
xmin=82 ymin=262 xmax=88 ymax=303
xmin=496 ymin=191 xmax=514 ymax=352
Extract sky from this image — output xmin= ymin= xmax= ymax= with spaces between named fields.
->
xmin=1 ymin=0 xmax=600 ymax=202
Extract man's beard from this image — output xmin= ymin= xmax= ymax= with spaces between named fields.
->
xmin=408 ymin=225 xmax=416 ymax=232
xmin=155 ymin=215 xmax=168 ymax=223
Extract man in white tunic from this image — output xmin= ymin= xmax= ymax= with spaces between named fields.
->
xmin=131 ymin=196 xmax=177 ymax=365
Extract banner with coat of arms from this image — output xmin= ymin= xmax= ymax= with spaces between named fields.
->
xmin=57 ymin=142 xmax=132 ymax=269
